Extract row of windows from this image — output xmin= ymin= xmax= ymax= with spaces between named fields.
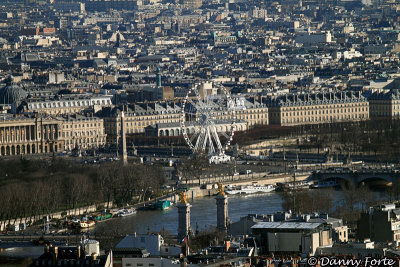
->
xmin=63 ymin=123 xmax=102 ymax=129
xmin=236 ymin=114 xmax=267 ymax=120
xmin=125 ymin=115 xmax=180 ymax=121
xmin=115 ymin=120 xmax=180 ymax=128
xmin=282 ymin=108 xmax=367 ymax=117
xmin=63 ymin=130 xmax=103 ymax=137
xmin=283 ymin=114 xmax=367 ymax=124
xmin=281 ymin=103 xmax=368 ymax=111
xmin=30 ymin=99 xmax=110 ymax=109
xmin=233 ymin=109 xmax=267 ymax=114
xmin=65 ymin=138 xmax=106 ymax=145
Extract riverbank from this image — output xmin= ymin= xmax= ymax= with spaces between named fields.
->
xmin=0 ymin=171 xmax=311 ymax=233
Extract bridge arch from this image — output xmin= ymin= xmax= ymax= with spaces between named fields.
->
xmin=314 ymin=174 xmax=355 ymax=185
xmin=357 ymin=175 xmax=393 ymax=187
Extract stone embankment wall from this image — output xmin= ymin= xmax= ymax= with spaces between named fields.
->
xmin=0 ymin=201 xmax=113 ymax=232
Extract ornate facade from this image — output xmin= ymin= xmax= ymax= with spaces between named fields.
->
xmin=20 ymin=95 xmax=113 ymax=115
xmin=145 ymin=120 xmax=248 ymax=137
xmin=101 ymin=102 xmax=181 ymax=144
xmin=266 ymin=91 xmax=369 ymax=126
xmin=185 ymin=97 xmax=269 ymax=128
xmin=102 ymin=99 xmax=268 ymax=143
xmin=61 ymin=114 xmax=107 ymax=151
xmin=232 ymin=97 xmax=269 ymax=128
xmin=0 ymin=114 xmax=106 ymax=156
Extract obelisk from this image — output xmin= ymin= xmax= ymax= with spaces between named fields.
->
xmin=121 ymin=111 xmax=128 ymax=165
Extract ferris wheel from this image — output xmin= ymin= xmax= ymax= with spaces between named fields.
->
xmin=180 ymin=83 xmax=236 ymax=158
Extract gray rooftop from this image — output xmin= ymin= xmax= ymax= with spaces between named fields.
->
xmin=251 ymin=221 xmax=322 ymax=230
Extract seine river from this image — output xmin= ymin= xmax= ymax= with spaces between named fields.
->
xmin=95 ymin=192 xmax=284 ymax=235
xmin=94 ymin=189 xmax=390 ymax=236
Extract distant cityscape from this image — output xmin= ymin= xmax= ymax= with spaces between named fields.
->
xmin=1 ymin=0 xmax=400 ymax=266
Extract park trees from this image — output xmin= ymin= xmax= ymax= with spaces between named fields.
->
xmin=0 ymin=158 xmax=166 ymax=226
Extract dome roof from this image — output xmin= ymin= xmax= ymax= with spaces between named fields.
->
xmin=0 ymin=84 xmax=28 ymax=105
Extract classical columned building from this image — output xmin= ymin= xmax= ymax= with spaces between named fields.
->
xmin=0 ymin=114 xmax=63 ymax=156
xmin=0 ymin=114 xmax=106 ymax=156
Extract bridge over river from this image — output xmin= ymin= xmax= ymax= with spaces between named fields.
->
xmin=311 ymin=168 xmax=400 ymax=187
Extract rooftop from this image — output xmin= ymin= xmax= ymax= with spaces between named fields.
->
xmin=251 ymin=221 xmax=322 ymax=230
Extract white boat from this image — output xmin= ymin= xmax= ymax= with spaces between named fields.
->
xmin=79 ymin=220 xmax=95 ymax=228
xmin=310 ymin=180 xmax=339 ymax=189
xmin=225 ymin=184 xmax=275 ymax=195
xmin=276 ymin=181 xmax=313 ymax=191
xmin=118 ymin=208 xmax=137 ymax=217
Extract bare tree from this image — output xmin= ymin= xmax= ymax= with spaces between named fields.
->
xmin=178 ymin=154 xmax=209 ymax=186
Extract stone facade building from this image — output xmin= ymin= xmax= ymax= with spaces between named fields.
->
xmin=103 ymin=98 xmax=268 ymax=143
xmin=101 ymin=102 xmax=181 ymax=144
xmin=185 ymin=97 xmax=269 ymax=128
xmin=0 ymin=114 xmax=106 ymax=156
xmin=368 ymin=90 xmax=400 ymax=119
xmin=19 ymin=95 xmax=113 ymax=115
xmin=266 ymin=91 xmax=369 ymax=126
xmin=61 ymin=114 xmax=107 ymax=151
xmin=233 ymin=98 xmax=269 ymax=128
xmin=145 ymin=120 xmax=248 ymax=137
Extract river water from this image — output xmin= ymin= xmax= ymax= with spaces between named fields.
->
xmin=95 ymin=192 xmax=284 ymax=235
xmin=94 ymin=189 xmax=391 ymax=236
